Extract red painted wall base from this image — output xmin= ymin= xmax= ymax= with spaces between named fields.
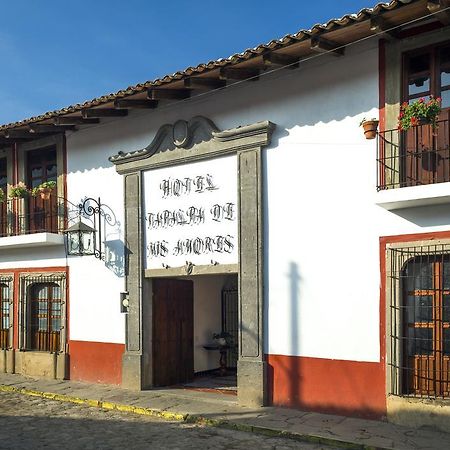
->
xmin=69 ymin=340 xmax=124 ymax=385
xmin=267 ymin=354 xmax=386 ymax=420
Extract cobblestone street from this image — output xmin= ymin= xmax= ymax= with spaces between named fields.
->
xmin=0 ymin=392 xmax=336 ymax=450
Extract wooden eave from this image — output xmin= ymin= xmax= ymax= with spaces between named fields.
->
xmin=0 ymin=0 xmax=446 ymax=148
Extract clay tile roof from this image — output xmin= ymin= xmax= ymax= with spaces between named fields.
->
xmin=0 ymin=0 xmax=426 ymax=130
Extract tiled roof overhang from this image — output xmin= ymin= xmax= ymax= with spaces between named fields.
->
xmin=0 ymin=0 xmax=447 ymax=136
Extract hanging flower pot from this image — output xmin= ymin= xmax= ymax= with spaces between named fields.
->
xmin=8 ymin=181 xmax=29 ymax=199
xmin=360 ymin=118 xmax=379 ymax=140
xmin=397 ymin=97 xmax=441 ymax=131
xmin=39 ymin=188 xmax=52 ymax=200
xmin=31 ymin=181 xmax=57 ymax=201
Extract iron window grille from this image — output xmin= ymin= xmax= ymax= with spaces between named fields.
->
xmin=387 ymin=243 xmax=450 ymax=399
xmin=0 ymin=275 xmax=13 ymax=350
xmin=18 ymin=273 xmax=66 ymax=353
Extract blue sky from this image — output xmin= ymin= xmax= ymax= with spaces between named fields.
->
xmin=0 ymin=0 xmax=373 ymax=124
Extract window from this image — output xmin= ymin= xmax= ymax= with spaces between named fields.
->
xmin=28 ymin=283 xmax=62 ymax=352
xmin=401 ymin=43 xmax=450 ymax=186
xmin=0 ymin=282 xmax=11 ymax=349
xmin=404 ymin=44 xmax=450 ymax=107
xmin=26 ymin=147 xmax=58 ymax=233
xmin=388 ymin=245 xmax=450 ymax=398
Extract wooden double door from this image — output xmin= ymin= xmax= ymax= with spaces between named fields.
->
xmin=404 ymin=257 xmax=450 ymax=397
xmin=152 ymin=279 xmax=194 ymax=387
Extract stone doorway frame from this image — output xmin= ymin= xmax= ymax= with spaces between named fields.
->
xmin=110 ymin=116 xmax=275 ymax=406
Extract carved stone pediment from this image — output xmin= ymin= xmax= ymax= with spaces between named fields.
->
xmin=109 ymin=116 xmax=219 ymax=164
xmin=109 ymin=116 xmax=275 ymax=166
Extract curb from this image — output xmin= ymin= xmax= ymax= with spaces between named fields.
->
xmin=0 ymin=384 xmax=390 ymax=450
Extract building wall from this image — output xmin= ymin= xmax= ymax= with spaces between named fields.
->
xmin=190 ymin=275 xmax=227 ymax=373
xmin=4 ymin=29 xmax=449 ymax=419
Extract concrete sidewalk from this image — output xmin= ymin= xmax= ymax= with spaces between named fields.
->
xmin=0 ymin=373 xmax=447 ymax=450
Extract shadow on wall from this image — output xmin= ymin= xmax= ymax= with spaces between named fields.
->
xmin=104 ymin=238 xmax=128 ymax=278
xmin=266 ymin=261 xmax=386 ymax=420
xmin=67 ymin=41 xmax=378 ymax=172
xmin=393 ymin=204 xmax=450 ymax=227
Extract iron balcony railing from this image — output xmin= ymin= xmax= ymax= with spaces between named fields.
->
xmin=0 ymin=195 xmax=78 ymax=238
xmin=377 ymin=118 xmax=450 ymax=190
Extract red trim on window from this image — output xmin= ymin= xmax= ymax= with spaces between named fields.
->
xmin=379 ymin=38 xmax=386 ymax=133
xmin=0 ymin=267 xmax=69 ymax=349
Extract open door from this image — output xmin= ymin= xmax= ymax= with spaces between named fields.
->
xmin=152 ymin=278 xmax=194 ymax=386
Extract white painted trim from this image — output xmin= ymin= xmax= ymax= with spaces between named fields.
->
xmin=0 ymin=233 xmax=65 ymax=250
xmin=375 ymin=182 xmax=450 ymax=210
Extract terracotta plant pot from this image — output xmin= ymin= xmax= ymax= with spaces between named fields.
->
xmin=361 ymin=120 xmax=379 ymax=139
xmin=39 ymin=188 xmax=52 ymax=200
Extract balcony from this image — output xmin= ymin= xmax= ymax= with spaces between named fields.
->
xmin=376 ymin=118 xmax=450 ymax=210
xmin=0 ymin=196 xmax=75 ymax=249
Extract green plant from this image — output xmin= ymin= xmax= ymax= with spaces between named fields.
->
xmin=8 ymin=181 xmax=28 ymax=199
xmin=359 ymin=117 xmax=378 ymax=126
xmin=398 ymin=96 xmax=442 ymax=131
xmin=31 ymin=180 xmax=57 ymax=197
xmin=0 ymin=187 xmax=4 ymax=202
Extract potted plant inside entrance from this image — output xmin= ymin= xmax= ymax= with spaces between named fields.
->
xmin=397 ymin=96 xmax=442 ymax=131
xmin=212 ymin=331 xmax=232 ymax=348
xmin=8 ymin=181 xmax=28 ymax=199
xmin=360 ymin=118 xmax=379 ymax=139
xmin=31 ymin=181 xmax=57 ymax=200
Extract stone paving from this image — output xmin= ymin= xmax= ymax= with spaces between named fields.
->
xmin=0 ymin=373 xmax=449 ymax=450
xmin=0 ymin=391 xmax=336 ymax=450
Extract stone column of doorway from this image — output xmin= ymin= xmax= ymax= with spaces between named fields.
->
xmin=121 ymin=172 xmax=153 ymax=389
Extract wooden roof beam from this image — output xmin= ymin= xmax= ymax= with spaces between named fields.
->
xmin=28 ymin=124 xmax=75 ymax=134
xmin=2 ymin=130 xmax=35 ymax=139
xmin=54 ymin=117 xmax=100 ymax=125
xmin=219 ymin=67 xmax=260 ymax=81
xmin=82 ymin=108 xmax=128 ymax=118
xmin=148 ymin=89 xmax=190 ymax=100
xmin=263 ymin=52 xmax=299 ymax=69
xmin=114 ymin=99 xmax=159 ymax=109
xmin=310 ymin=36 xmax=345 ymax=56
xmin=369 ymin=16 xmax=399 ymax=38
xmin=184 ymin=77 xmax=226 ymax=90
xmin=427 ymin=0 xmax=450 ymax=25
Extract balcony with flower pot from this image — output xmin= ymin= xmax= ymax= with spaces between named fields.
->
xmin=0 ymin=181 xmax=69 ymax=249
xmin=375 ymin=97 xmax=450 ymax=210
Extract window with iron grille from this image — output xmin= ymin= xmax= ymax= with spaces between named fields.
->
xmin=19 ymin=273 xmax=66 ymax=353
xmin=28 ymin=283 xmax=62 ymax=352
xmin=387 ymin=244 xmax=450 ymax=398
xmin=0 ymin=278 xmax=12 ymax=350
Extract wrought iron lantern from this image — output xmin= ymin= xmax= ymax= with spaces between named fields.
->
xmin=64 ymin=220 xmax=96 ymax=256
xmin=64 ymin=197 xmax=118 ymax=260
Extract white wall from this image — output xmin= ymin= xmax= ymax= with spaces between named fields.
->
xmin=191 ymin=275 xmax=226 ymax=372
xmin=65 ymin=127 xmax=126 ymax=344
xmin=21 ymin=36 xmax=448 ymax=362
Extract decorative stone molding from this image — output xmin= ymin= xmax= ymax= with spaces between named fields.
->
xmin=110 ymin=115 xmax=275 ymax=406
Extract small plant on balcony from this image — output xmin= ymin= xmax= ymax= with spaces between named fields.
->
xmin=8 ymin=181 xmax=28 ymax=199
xmin=31 ymin=181 xmax=57 ymax=200
xmin=0 ymin=187 xmax=4 ymax=202
xmin=360 ymin=118 xmax=379 ymax=139
xmin=398 ymin=96 xmax=442 ymax=131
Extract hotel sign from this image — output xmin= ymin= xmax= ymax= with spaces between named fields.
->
xmin=143 ymin=155 xmax=238 ymax=270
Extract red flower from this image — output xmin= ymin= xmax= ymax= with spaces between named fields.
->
xmin=411 ymin=117 xmax=418 ymax=126
xmin=436 ymin=97 xmax=442 ymax=103
xmin=402 ymin=102 xmax=408 ymax=109
xmin=418 ymin=98 xmax=424 ymax=103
